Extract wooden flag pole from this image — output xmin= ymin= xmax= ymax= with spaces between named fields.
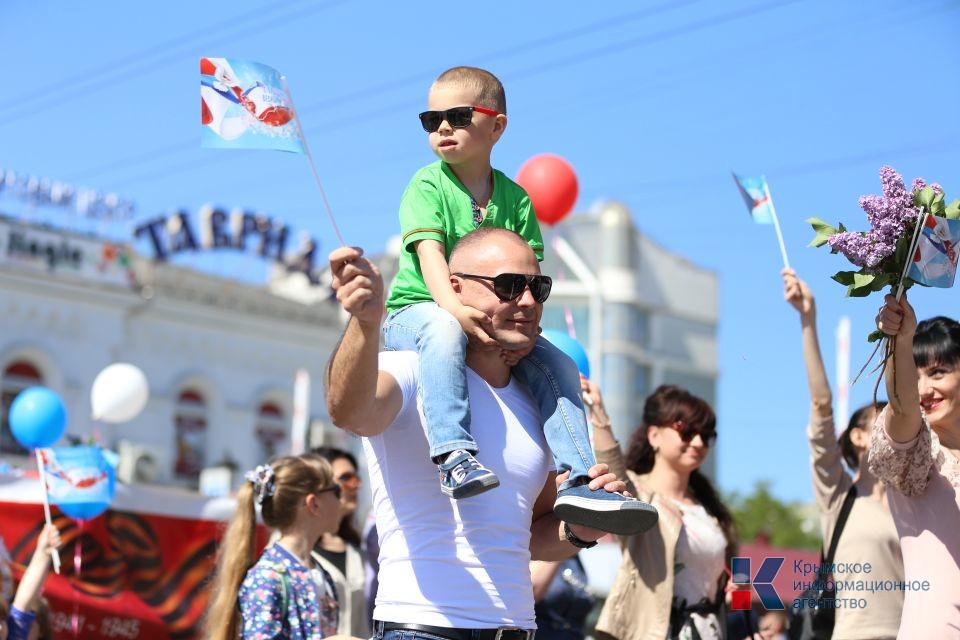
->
xmin=34 ymin=449 xmax=61 ymax=574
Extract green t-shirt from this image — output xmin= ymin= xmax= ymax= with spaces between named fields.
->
xmin=386 ymin=161 xmax=544 ymax=312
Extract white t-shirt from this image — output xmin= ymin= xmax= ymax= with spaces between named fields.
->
xmin=367 ymin=351 xmax=551 ymax=628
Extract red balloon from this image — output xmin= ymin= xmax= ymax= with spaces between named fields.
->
xmin=515 ymin=154 xmax=579 ymax=225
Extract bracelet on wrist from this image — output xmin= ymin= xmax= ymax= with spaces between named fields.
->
xmin=563 ymin=521 xmax=598 ymax=549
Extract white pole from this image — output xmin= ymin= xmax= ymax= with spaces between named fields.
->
xmin=34 ymin=450 xmax=60 ymax=574
xmin=836 ymin=316 xmax=851 ymax=432
xmin=764 ymin=177 xmax=790 ymax=269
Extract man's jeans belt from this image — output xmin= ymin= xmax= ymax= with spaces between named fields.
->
xmin=378 ymin=621 xmax=535 ymax=640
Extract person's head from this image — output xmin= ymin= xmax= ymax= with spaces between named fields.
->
xmin=204 ymin=455 xmax=338 ymax=640
xmin=626 ymin=385 xmax=735 ymax=550
xmin=449 ymin=228 xmax=547 ymax=351
xmin=627 ymin=385 xmax=717 ymax=476
xmin=308 ymin=446 xmax=362 ymax=547
xmin=913 ymin=316 xmax=960 ymax=431
xmin=838 ymin=401 xmax=886 ymax=470
xmin=754 ymin=605 xmax=787 ymax=640
xmin=422 ymin=66 xmax=507 ymax=167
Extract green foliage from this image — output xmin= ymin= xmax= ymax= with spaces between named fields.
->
xmin=806 ymin=217 xmax=845 ymax=248
xmin=726 ymin=480 xmax=821 ymax=551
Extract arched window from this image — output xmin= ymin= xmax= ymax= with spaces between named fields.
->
xmin=174 ymin=389 xmax=207 ymax=478
xmin=256 ymin=401 xmax=287 ymax=460
xmin=1 ymin=361 xmax=43 ymax=455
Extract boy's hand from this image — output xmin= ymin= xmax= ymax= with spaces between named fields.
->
xmin=454 ymin=305 xmax=498 ymax=350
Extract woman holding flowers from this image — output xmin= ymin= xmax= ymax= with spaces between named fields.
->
xmin=871 ymin=296 xmax=960 ymax=637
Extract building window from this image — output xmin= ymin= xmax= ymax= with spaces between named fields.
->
xmin=174 ymin=389 xmax=207 ymax=478
xmin=1 ymin=361 xmax=44 ymax=455
xmin=256 ymin=401 xmax=287 ymax=460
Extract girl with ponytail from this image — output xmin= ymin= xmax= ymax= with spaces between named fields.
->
xmin=205 ymin=455 xmax=344 ymax=640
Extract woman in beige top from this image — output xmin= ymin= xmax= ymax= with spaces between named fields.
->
xmin=591 ymin=382 xmax=733 ymax=640
xmin=784 ymin=270 xmax=903 ymax=639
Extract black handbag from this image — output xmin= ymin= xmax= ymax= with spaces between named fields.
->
xmin=788 ymin=485 xmax=857 ymax=640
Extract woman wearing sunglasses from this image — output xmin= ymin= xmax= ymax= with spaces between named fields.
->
xmin=309 ymin=447 xmax=370 ymax=639
xmin=589 ymin=382 xmax=734 ymax=640
xmin=783 ymin=269 xmax=902 ymax=640
xmin=206 ymin=455 xmax=350 ymax=640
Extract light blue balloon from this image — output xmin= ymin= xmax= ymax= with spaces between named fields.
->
xmin=541 ymin=329 xmax=591 ymax=378
xmin=9 ymin=386 xmax=67 ymax=449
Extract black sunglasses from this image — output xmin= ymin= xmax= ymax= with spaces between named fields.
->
xmin=664 ymin=421 xmax=717 ymax=447
xmin=418 ymin=105 xmax=500 ymax=133
xmin=453 ymin=272 xmax=552 ymax=303
xmin=315 ymin=484 xmax=342 ymax=500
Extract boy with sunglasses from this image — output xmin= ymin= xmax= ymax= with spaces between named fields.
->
xmin=383 ymin=67 xmax=655 ymax=536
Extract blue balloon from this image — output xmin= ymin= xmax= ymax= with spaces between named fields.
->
xmin=541 ymin=329 xmax=591 ymax=378
xmin=9 ymin=387 xmax=67 ymax=449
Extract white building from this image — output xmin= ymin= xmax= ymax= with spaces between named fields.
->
xmin=0 ymin=213 xmax=348 ymax=488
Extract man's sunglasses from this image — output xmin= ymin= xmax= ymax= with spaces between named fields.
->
xmin=418 ymin=105 xmax=500 ymax=133
xmin=664 ymin=420 xmax=717 ymax=447
xmin=453 ymin=272 xmax=552 ymax=303
xmin=336 ymin=471 xmax=361 ymax=487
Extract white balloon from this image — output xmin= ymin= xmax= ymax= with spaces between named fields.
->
xmin=91 ymin=363 xmax=149 ymax=424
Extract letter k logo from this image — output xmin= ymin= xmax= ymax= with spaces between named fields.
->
xmin=730 ymin=557 xmax=785 ymax=610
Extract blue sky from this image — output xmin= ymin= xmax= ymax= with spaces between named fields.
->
xmin=1 ymin=1 xmax=958 ymax=502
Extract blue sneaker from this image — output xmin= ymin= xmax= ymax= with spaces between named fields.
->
xmin=554 ymin=483 xmax=658 ymax=535
xmin=438 ymin=450 xmax=500 ymax=499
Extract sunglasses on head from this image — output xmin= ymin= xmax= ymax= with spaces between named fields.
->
xmin=418 ymin=105 xmax=500 ymax=133
xmin=453 ymin=272 xmax=552 ymax=303
xmin=664 ymin=420 xmax=717 ymax=447
xmin=315 ymin=484 xmax=342 ymax=500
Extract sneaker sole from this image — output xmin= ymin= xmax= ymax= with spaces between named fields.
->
xmin=442 ymin=474 xmax=501 ymax=500
xmin=554 ymin=496 xmax=659 ymax=536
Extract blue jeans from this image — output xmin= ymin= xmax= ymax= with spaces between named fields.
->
xmin=383 ymin=303 xmax=595 ymax=488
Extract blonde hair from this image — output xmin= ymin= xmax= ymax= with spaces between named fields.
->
xmin=204 ymin=455 xmax=334 ymax=640
xmin=434 ymin=66 xmax=506 ymax=114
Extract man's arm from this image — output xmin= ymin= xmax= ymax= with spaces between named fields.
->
xmin=325 ymin=247 xmax=403 ymax=437
xmin=528 ymin=465 xmax=625 ymax=561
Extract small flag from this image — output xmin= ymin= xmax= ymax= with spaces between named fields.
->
xmin=40 ymin=446 xmax=116 ymax=520
xmin=732 ymin=173 xmax=775 ymax=224
xmin=201 ymin=57 xmax=304 ymax=153
xmin=908 ymin=214 xmax=960 ymax=288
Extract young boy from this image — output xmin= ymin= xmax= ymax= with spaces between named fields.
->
xmin=383 ymin=66 xmax=656 ymax=535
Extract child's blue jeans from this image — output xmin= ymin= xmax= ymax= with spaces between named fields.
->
xmin=382 ymin=302 xmax=595 ymax=490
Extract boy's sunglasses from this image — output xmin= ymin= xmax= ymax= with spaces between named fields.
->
xmin=418 ymin=105 xmax=500 ymax=133
xmin=664 ymin=420 xmax=717 ymax=447
xmin=453 ymin=272 xmax=552 ymax=303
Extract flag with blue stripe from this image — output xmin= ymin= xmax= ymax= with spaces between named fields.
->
xmin=733 ymin=173 xmax=774 ymax=224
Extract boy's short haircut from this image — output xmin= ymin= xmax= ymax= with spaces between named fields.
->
xmin=434 ymin=66 xmax=506 ymax=114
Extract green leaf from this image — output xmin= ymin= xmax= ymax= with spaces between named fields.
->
xmin=931 ymin=191 xmax=946 ymax=216
xmin=946 ymin=198 xmax=960 ymax=220
xmin=853 ymin=272 xmax=876 ymax=288
xmin=893 ymin=229 xmax=914 ymax=267
xmin=869 ymin=273 xmax=891 ymax=292
xmin=831 ymin=270 xmax=858 ymax=286
xmin=806 ymin=217 xmax=840 ymax=248
xmin=867 ymin=329 xmax=884 ymax=343
xmin=914 ymin=186 xmax=936 ymax=210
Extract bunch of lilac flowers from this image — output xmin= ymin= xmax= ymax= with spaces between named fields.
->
xmin=825 ymin=166 xmax=919 ymax=270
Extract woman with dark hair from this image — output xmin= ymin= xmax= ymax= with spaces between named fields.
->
xmin=784 ymin=270 xmax=902 ymax=639
xmin=309 ymin=446 xmax=370 ymax=638
xmin=591 ymin=381 xmax=732 ymax=640
xmin=871 ymin=296 xmax=960 ymax=637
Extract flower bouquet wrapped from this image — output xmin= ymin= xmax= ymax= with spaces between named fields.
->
xmin=807 ymin=166 xmax=959 ymax=342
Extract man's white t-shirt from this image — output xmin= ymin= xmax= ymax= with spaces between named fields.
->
xmin=367 ymin=351 xmax=552 ymax=628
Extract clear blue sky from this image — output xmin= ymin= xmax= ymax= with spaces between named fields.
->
xmin=2 ymin=1 xmax=958 ymax=502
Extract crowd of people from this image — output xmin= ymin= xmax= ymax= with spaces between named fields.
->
xmin=4 ymin=64 xmax=958 ymax=640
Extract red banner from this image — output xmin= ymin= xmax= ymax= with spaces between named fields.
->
xmin=0 ymin=473 xmax=263 ymax=639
